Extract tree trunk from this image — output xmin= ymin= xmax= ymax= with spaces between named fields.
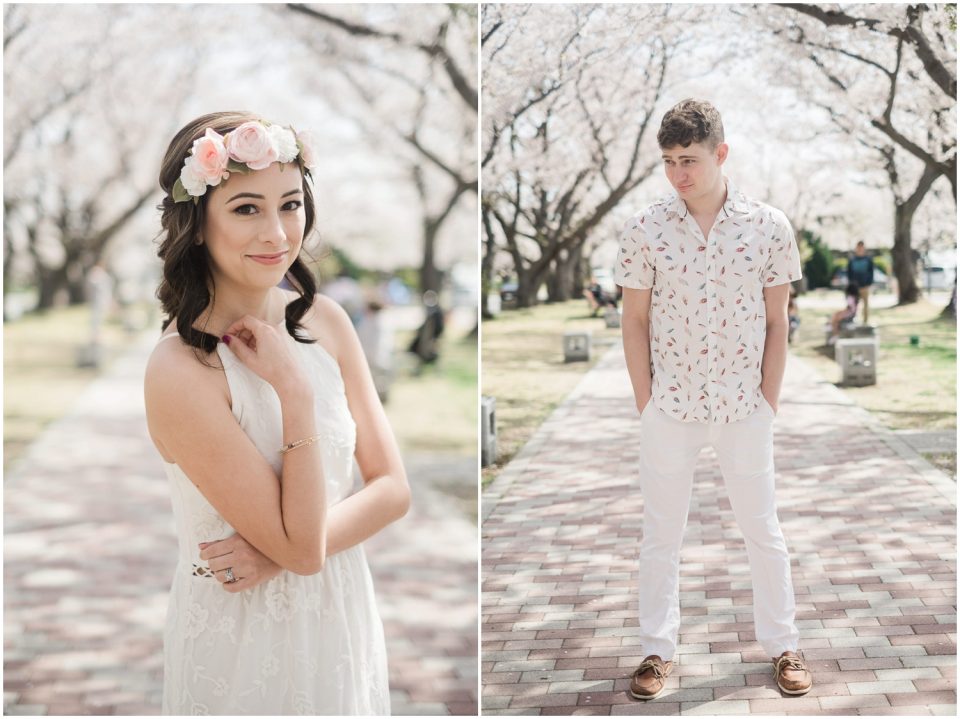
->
xmin=67 ymin=271 xmax=88 ymax=305
xmin=546 ymin=246 xmax=581 ymax=302
xmin=481 ymin=205 xmax=497 ymax=319
xmin=891 ymin=163 xmax=941 ymax=305
xmin=890 ymin=212 xmax=919 ymax=304
xmin=419 ymin=219 xmax=441 ymax=294
xmin=35 ymin=264 xmax=68 ymax=311
xmin=572 ymin=250 xmax=588 ymax=298
xmin=940 ymin=281 xmax=956 ymax=319
xmin=514 ymin=272 xmax=541 ymax=308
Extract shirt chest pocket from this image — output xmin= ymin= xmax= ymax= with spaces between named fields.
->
xmin=719 ymin=235 xmax=766 ymax=285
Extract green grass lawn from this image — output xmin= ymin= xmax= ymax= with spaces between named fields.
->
xmin=385 ymin=328 xmax=477 ymax=457
xmin=481 ymin=300 xmax=622 ymax=488
xmin=4 ymin=304 xmax=140 ymax=471
xmin=380 ymin=328 xmax=478 ymax=520
xmin=482 ymin=292 xmax=956 ymax=489
xmin=792 ymin=290 xmax=956 ymax=431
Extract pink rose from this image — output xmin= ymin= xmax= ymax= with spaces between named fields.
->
xmin=187 ymin=128 xmax=228 ymax=186
xmin=294 ymin=129 xmax=319 ymax=171
xmin=225 ymin=121 xmax=278 ymax=170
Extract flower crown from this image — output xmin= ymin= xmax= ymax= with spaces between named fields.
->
xmin=172 ymin=120 xmax=318 ymax=204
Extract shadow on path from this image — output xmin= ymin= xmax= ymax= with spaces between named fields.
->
xmin=4 ymin=332 xmax=477 ymax=716
xmin=481 ymin=345 xmax=955 ymax=716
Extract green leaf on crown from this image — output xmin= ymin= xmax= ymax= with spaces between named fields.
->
xmin=227 ymin=159 xmax=253 ymax=174
xmin=172 ymin=177 xmax=191 ymax=203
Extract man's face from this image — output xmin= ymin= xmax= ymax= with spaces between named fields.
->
xmin=855 ymin=243 xmax=866 ymax=255
xmin=661 ymin=141 xmax=728 ymax=205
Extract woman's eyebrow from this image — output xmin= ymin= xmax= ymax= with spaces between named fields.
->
xmin=225 ymin=189 xmax=303 ymax=204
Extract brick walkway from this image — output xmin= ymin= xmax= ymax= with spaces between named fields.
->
xmin=481 ymin=346 xmax=956 ymax=715
xmin=4 ymin=331 xmax=477 ymax=716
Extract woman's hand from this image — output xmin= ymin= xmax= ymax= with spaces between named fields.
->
xmin=199 ymin=534 xmax=283 ymax=594
xmin=222 ymin=315 xmax=310 ymax=397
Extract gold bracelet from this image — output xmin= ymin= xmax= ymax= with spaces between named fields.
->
xmin=279 ymin=434 xmax=323 ymax=455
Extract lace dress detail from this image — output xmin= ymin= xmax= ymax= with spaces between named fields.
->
xmin=160 ymin=332 xmax=390 ymax=715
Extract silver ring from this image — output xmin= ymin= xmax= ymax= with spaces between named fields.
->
xmin=225 ymin=567 xmax=237 ymax=583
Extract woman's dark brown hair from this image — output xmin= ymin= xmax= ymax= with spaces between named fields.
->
xmin=156 ymin=110 xmax=318 ymax=356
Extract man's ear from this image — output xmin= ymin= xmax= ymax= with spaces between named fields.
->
xmin=715 ymin=142 xmax=729 ymax=166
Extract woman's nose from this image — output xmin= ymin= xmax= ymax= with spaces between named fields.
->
xmin=260 ymin=212 xmax=286 ymax=244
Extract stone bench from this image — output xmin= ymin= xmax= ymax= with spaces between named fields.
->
xmin=563 ymin=331 xmax=591 ymax=362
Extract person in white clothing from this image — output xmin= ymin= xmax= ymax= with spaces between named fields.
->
xmin=144 ymin=111 xmax=410 ymax=715
xmin=614 ymin=99 xmax=812 ymax=700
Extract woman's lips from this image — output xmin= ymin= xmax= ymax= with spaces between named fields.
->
xmin=247 ymin=251 xmax=287 ymax=265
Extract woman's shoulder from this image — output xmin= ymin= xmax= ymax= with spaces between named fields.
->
xmin=145 ymin=329 xmax=227 ymax=406
xmin=281 ymin=288 xmax=356 ymax=357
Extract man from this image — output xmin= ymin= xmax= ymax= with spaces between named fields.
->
xmin=847 ymin=241 xmax=875 ymax=323
xmin=614 ymin=99 xmax=811 ymax=700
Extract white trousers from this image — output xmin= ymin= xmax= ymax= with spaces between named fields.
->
xmin=636 ymin=398 xmax=800 ymax=660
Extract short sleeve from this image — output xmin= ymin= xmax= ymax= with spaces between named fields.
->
xmin=614 ymin=214 xmax=655 ymax=289
xmin=763 ymin=212 xmax=802 ymax=287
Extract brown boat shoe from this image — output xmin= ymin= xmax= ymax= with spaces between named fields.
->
xmin=629 ymin=655 xmax=673 ymax=700
xmin=773 ymin=651 xmax=812 ymax=695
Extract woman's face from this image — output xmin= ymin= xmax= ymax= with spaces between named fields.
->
xmin=201 ymin=162 xmax=306 ymax=293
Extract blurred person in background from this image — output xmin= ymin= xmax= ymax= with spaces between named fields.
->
xmin=407 ymin=289 xmax=444 ymax=372
xmin=847 ymin=241 xmax=874 ymax=323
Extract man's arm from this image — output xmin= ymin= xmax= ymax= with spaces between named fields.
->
xmin=621 ymin=287 xmax=653 ymax=414
xmin=761 ymin=283 xmax=792 ymax=412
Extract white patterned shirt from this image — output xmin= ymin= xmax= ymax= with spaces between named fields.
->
xmin=614 ymin=178 xmax=802 ymax=424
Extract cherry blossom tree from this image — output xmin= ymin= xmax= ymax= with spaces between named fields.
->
xmin=282 ymin=3 xmax=477 ymax=294
xmin=482 ymin=3 xmax=695 ymax=309
xmin=754 ymin=3 xmax=956 ymax=304
xmin=4 ymin=5 xmax=201 ymax=310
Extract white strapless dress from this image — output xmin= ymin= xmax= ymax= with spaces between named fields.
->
xmin=159 ymin=331 xmax=390 ymax=715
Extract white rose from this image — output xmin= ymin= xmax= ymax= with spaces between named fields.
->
xmin=180 ymin=160 xmax=208 ymax=197
xmin=268 ymin=125 xmax=299 ymax=164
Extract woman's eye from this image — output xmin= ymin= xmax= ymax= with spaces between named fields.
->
xmin=234 ymin=204 xmax=258 ymax=215
xmin=283 ymin=200 xmax=303 ymax=211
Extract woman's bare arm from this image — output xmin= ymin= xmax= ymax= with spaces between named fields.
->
xmin=317 ymin=296 xmax=410 ymax=553
xmin=145 ymin=318 xmax=327 ymax=575
xmin=195 ymin=296 xmax=410 ymax=590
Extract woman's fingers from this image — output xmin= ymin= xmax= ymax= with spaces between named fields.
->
xmin=198 ymin=541 xmax=232 ymax=562
xmin=206 ymin=552 xmax=234 ymax=574
xmin=223 ymin=314 xmax=263 ymax=338
xmin=222 ymin=576 xmax=249 ymax=593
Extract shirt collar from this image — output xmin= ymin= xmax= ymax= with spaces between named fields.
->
xmin=668 ymin=177 xmax=750 ymax=220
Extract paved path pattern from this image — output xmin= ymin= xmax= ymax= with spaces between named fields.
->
xmin=481 ymin=346 xmax=956 ymax=716
xmin=4 ymin=332 xmax=477 ymax=715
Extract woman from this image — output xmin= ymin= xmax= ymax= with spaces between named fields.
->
xmin=144 ymin=111 xmax=410 ymax=715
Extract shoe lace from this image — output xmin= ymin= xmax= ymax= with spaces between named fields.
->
xmin=775 ymin=655 xmax=806 ymax=674
xmin=637 ymin=659 xmax=667 ymax=680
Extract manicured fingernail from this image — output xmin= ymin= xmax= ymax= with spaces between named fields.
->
xmin=222 ymin=335 xmax=231 ymax=345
